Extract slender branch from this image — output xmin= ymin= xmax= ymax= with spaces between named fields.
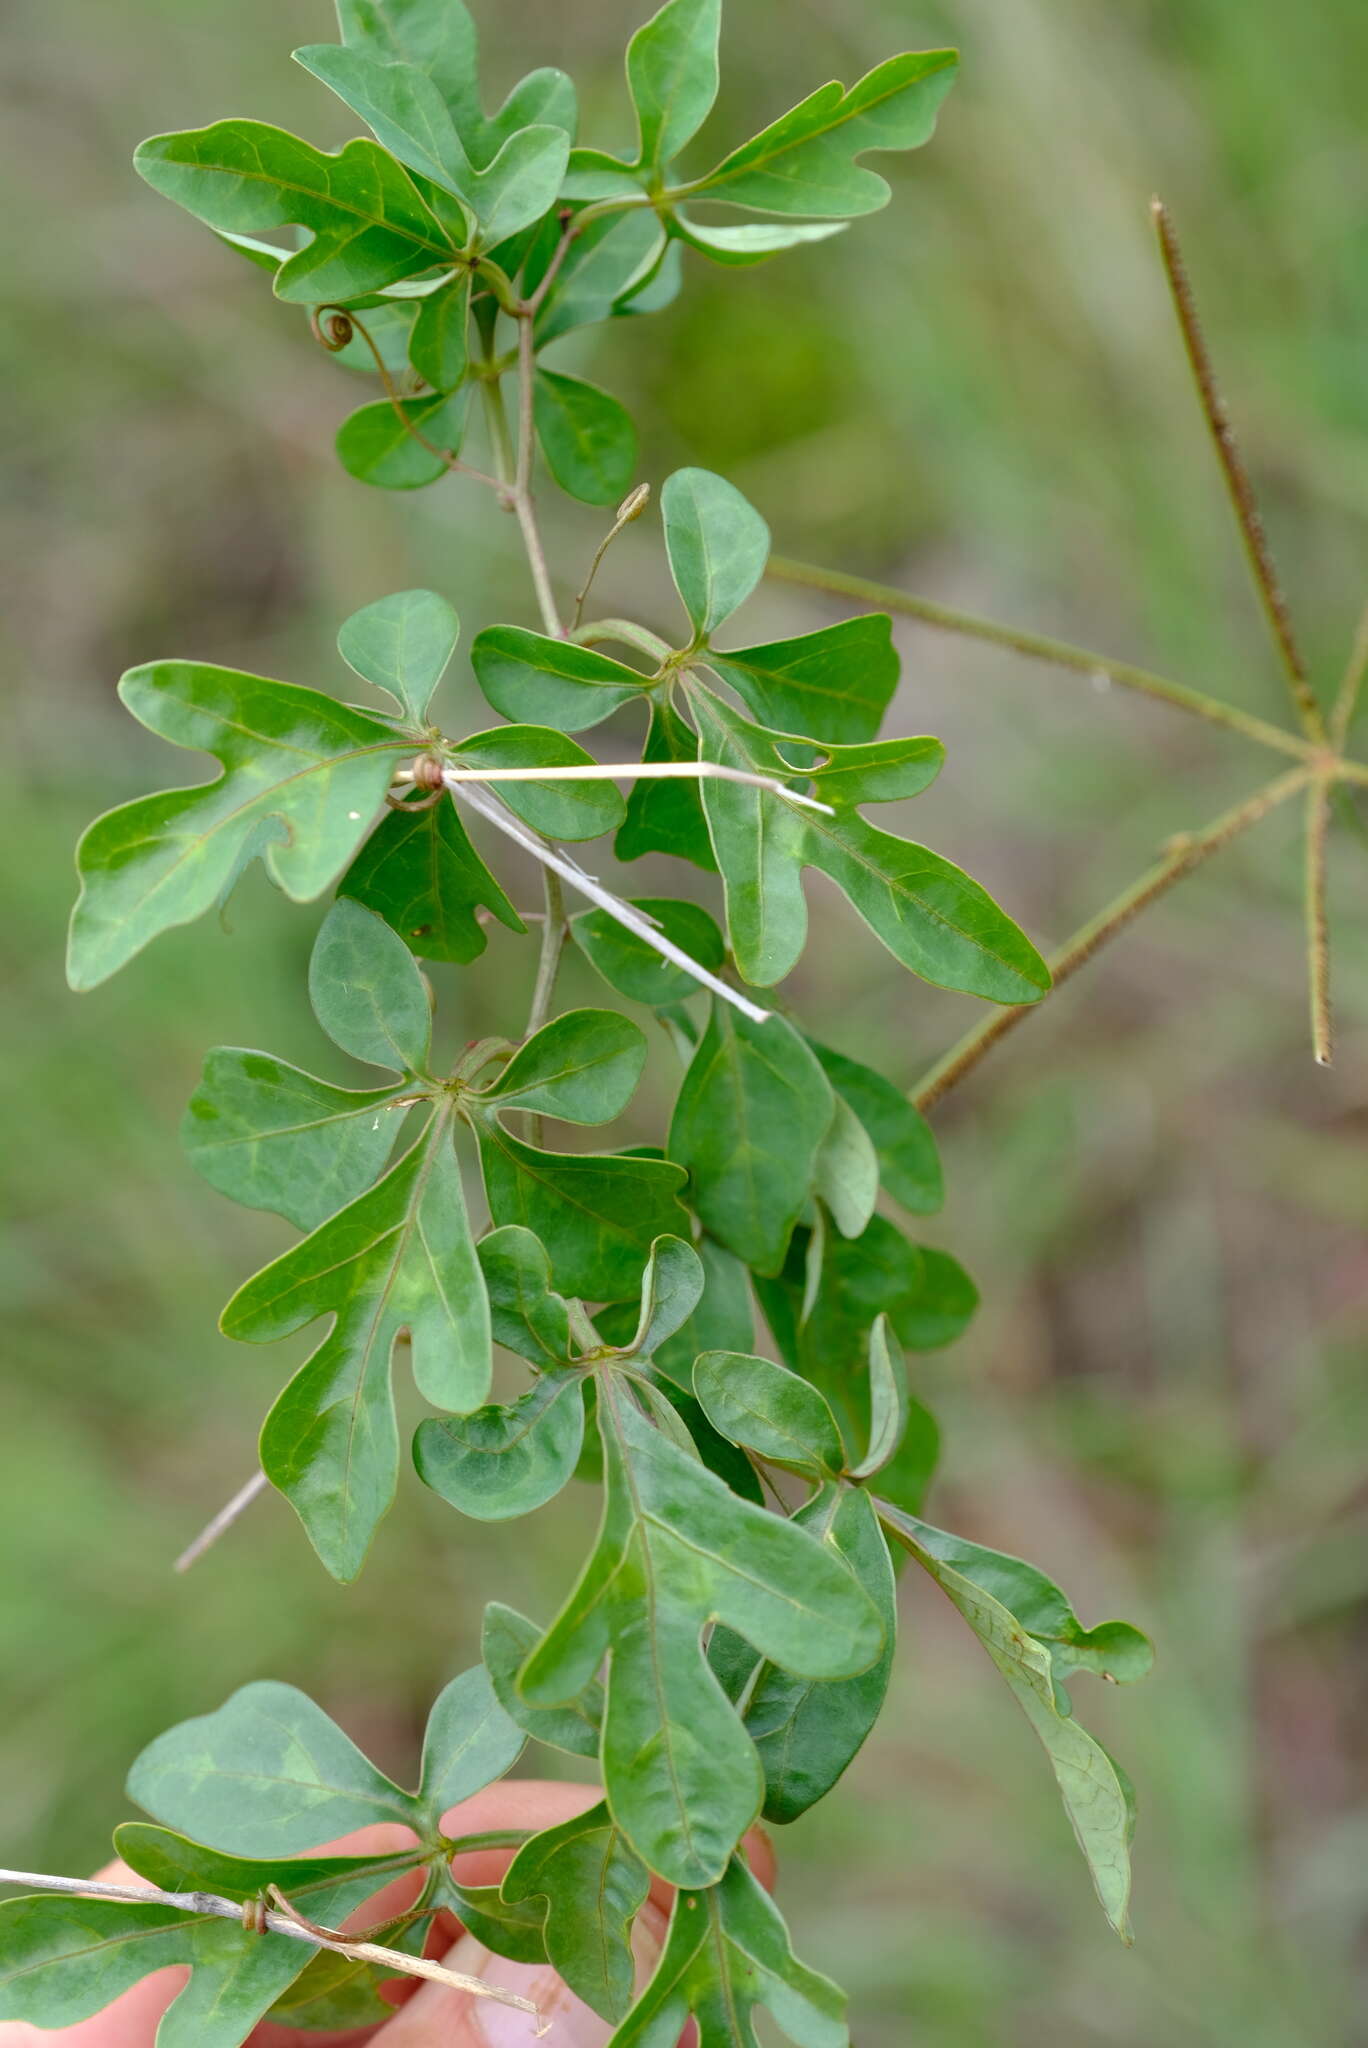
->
xmin=1151 ymin=199 xmax=1324 ymax=743
xmin=521 ymin=213 xmax=579 ymax=319
xmin=1331 ymin=600 xmax=1368 ymax=750
xmin=0 ymin=1868 xmax=542 ymax=2024
xmin=1305 ymin=775 xmax=1333 ymax=1067
xmin=765 ymin=555 xmax=1314 ymax=760
xmin=174 ymin=1469 xmax=269 ymax=1574
xmin=512 ymin=314 xmax=562 ymax=636
xmin=526 ymin=867 xmax=567 ymax=1140
xmin=451 ymin=784 xmax=772 ymax=1024
xmin=573 ymin=485 xmax=653 ymax=630
xmin=913 ymin=766 xmax=1313 ymax=1111
xmin=310 ymin=305 xmax=502 ymax=492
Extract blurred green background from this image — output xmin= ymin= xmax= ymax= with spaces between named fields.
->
xmin=4 ymin=0 xmax=1368 ymax=2041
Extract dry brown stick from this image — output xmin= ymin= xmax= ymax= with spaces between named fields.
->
xmin=1151 ymin=199 xmax=1325 ymax=743
xmin=913 ymin=766 xmax=1313 ymax=1112
xmin=1330 ymin=600 xmax=1368 ymax=750
xmin=0 ymin=1868 xmax=544 ymax=2026
xmin=1304 ymin=776 xmax=1333 ymax=1067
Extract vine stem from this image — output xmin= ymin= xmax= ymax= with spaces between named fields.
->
xmin=1305 ymin=774 xmax=1332 ymax=1067
xmin=1151 ymin=199 xmax=1325 ymax=743
xmin=524 ymin=867 xmax=568 ymax=1148
xmin=765 ymin=555 xmax=1315 ymax=761
xmin=0 ymin=1869 xmax=543 ymax=2023
xmin=912 ymin=765 xmax=1313 ymax=1111
xmin=512 ymin=313 xmax=562 ymax=637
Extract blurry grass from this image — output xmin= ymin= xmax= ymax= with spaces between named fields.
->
xmin=3 ymin=0 xmax=1368 ymax=2042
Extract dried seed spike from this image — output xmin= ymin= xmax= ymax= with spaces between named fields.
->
xmin=1151 ymin=198 xmax=1325 ymax=743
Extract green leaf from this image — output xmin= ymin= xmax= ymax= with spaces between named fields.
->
xmin=808 ymin=734 xmax=945 ymax=807
xmin=669 ymin=1001 xmax=834 ymax=1274
xmin=309 ymin=896 xmax=434 ymax=1076
xmin=662 ymin=468 xmax=771 ymax=638
xmin=719 ymin=1486 xmax=897 ymax=1826
xmin=336 ymin=0 xmax=478 ymax=111
xmin=337 ymin=587 xmax=459 ymax=726
xmin=609 ymin=1855 xmax=847 ymax=2047
xmin=417 ymin=1664 xmax=524 ymax=1824
xmin=695 ymin=49 xmax=958 ymax=219
xmin=182 ymin=1050 xmax=404 ymax=1233
xmin=690 ymin=685 xmax=1050 ymax=998
xmin=68 ymin=663 xmax=408 ymax=990
xmin=472 ymin=625 xmax=651 ymax=732
xmin=627 ymin=1233 xmax=706 ymax=1358
xmin=296 ymin=45 xmax=569 ymax=245
xmin=692 ymin=1350 xmax=843 ymax=1482
xmin=451 ymin=724 xmax=627 ymax=841
xmin=532 ymin=212 xmax=667 ymax=346
xmin=881 ymin=1505 xmax=1147 ymax=1940
xmin=706 ymin=615 xmax=897 ymax=744
xmin=534 ymin=369 xmax=638 ymax=506
xmin=340 ymin=791 xmax=525 ymax=965
xmin=294 ymin=44 xmax=474 ymax=209
xmin=336 ymin=386 xmax=469 ymax=489
xmin=502 ymin=1801 xmax=651 ymax=2022
xmin=127 ymin=1680 xmax=417 ymax=1851
xmin=519 ymin=1384 xmax=884 ymax=1887
xmin=894 ymin=1520 xmax=1155 ymax=1693
xmin=472 ymin=1125 xmax=688 ymax=1301
xmin=480 ymin=1009 xmax=647 ymax=1123
xmin=671 ymin=215 xmax=847 ymax=265
xmin=572 ymin=897 xmax=725 ymax=1008
xmin=651 ymin=1235 xmax=753 ymax=1392
xmin=334 ymin=0 xmax=577 ymax=173
xmin=409 ymin=269 xmax=470 ymax=389
xmin=415 ymin=1369 xmax=585 ymax=1520
xmin=850 ymin=1314 xmax=907 ymax=1477
xmin=627 ymin=0 xmax=721 ymax=171
xmin=615 ymin=697 xmax=718 ymax=870
xmin=434 ymin=1873 xmax=549 ymax=1966
xmin=134 ymin=121 xmax=455 ymax=302
xmin=228 ymin=1112 xmax=490 ymax=1580
xmin=482 ymin=1602 xmax=604 ymax=1760
xmin=477 ymin=1224 xmax=573 ymax=1368
xmin=808 ymin=1038 xmax=942 ymax=1214
xmin=813 ymin=1091 xmax=878 ymax=1239
xmin=758 ymin=1214 xmax=973 ymax=1456
xmin=0 ymin=1838 xmax=401 ymax=2048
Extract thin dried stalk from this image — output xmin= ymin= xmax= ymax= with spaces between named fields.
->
xmin=0 ymin=1869 xmax=543 ymax=2025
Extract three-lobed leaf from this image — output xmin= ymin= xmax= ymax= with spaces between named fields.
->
xmin=695 ymin=49 xmax=958 ymax=219
xmin=610 ymin=1855 xmax=847 ymax=2048
xmin=881 ymin=1504 xmax=1149 ymax=1940
xmin=502 ymin=1801 xmax=651 ymax=2022
xmin=134 ymin=122 xmax=455 ymax=302
xmin=67 ymin=663 xmax=409 ymax=990
xmin=340 ymin=791 xmax=525 ymax=964
xmin=229 ymin=1111 xmax=490 ymax=1580
xmin=517 ymin=1382 xmax=884 ymax=1887
xmin=690 ymin=682 xmax=1049 ymax=998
